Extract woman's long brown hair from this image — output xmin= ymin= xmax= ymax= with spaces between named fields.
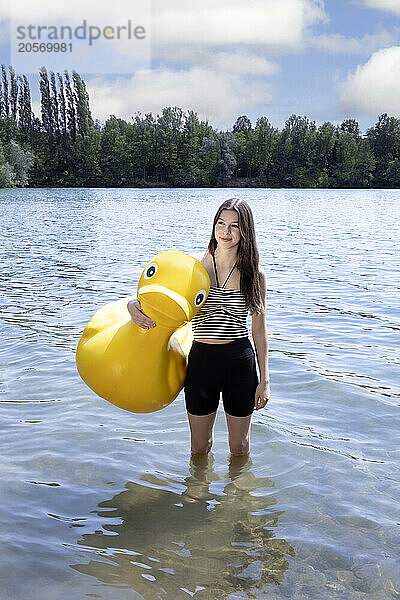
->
xmin=208 ymin=198 xmax=264 ymax=315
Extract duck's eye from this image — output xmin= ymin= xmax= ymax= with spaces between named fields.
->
xmin=144 ymin=262 xmax=158 ymax=279
xmin=195 ymin=289 xmax=207 ymax=307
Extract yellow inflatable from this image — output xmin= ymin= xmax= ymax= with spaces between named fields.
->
xmin=76 ymin=250 xmax=210 ymax=413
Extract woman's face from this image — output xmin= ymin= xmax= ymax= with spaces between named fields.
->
xmin=214 ymin=209 xmax=241 ymax=249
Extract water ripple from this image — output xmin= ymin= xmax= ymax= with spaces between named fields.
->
xmin=1 ymin=188 xmax=399 ymax=599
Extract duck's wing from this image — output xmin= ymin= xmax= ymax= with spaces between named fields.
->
xmin=168 ymin=322 xmax=193 ymax=363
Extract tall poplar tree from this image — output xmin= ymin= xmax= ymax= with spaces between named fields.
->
xmin=1 ymin=64 xmax=9 ymax=118
xmin=9 ymin=66 xmax=18 ymax=122
xmin=64 ymin=70 xmax=77 ymax=141
xmin=39 ymin=66 xmax=54 ymax=137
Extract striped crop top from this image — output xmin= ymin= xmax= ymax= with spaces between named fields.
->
xmin=191 ymin=254 xmax=249 ymax=340
xmin=191 ymin=287 xmax=249 ymax=340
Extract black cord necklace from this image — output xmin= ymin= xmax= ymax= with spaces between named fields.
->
xmin=212 ymin=253 xmax=237 ymax=289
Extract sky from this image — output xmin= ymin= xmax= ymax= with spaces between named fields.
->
xmin=1 ymin=0 xmax=400 ymax=133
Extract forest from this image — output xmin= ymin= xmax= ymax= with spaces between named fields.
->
xmin=1 ymin=64 xmax=400 ymax=189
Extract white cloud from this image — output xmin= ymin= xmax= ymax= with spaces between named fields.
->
xmin=2 ymin=0 xmax=327 ymax=128
xmin=309 ymin=27 xmax=400 ymax=55
xmin=1 ymin=0 xmax=327 ymax=54
xmin=152 ymin=0 xmax=327 ymax=59
xmin=205 ymin=51 xmax=280 ymax=76
xmin=86 ymin=67 xmax=273 ymax=129
xmin=87 ymin=0 xmax=326 ymax=128
xmin=360 ymin=0 xmax=400 ymax=16
xmin=3 ymin=0 xmax=148 ymax=22
xmin=340 ymin=46 xmax=400 ymax=116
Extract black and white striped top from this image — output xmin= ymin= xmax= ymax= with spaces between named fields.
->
xmin=191 ymin=286 xmax=249 ymax=340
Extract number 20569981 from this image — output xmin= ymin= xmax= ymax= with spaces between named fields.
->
xmin=18 ymin=42 xmax=73 ymax=52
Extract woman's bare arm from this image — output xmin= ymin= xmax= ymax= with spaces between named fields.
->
xmin=127 ymin=298 xmax=155 ymax=329
xmin=251 ymin=269 xmax=270 ymax=409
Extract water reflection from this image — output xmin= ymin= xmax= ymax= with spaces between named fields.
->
xmin=71 ymin=455 xmax=294 ymax=598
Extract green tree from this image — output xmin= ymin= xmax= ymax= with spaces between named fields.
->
xmin=155 ymin=106 xmax=184 ymax=184
xmin=315 ymin=121 xmax=336 ymax=187
xmin=39 ymin=66 xmax=55 ymax=137
xmin=0 ymin=138 xmax=13 ymax=186
xmin=327 ymin=119 xmax=374 ymax=188
xmin=274 ymin=115 xmax=318 ymax=187
xmin=99 ymin=116 xmax=131 ymax=186
xmin=367 ymin=114 xmax=400 ymax=187
xmin=201 ymin=131 xmax=237 ymax=186
xmin=9 ymin=66 xmax=18 ymax=122
xmin=125 ymin=113 xmax=153 ymax=183
xmin=1 ymin=64 xmax=9 ymax=118
xmin=6 ymin=139 xmax=34 ymax=186
xmin=17 ymin=75 xmax=34 ymax=145
xmin=57 ymin=73 xmax=67 ymax=133
xmin=253 ymin=116 xmax=279 ymax=185
xmin=232 ymin=115 xmax=255 ymax=178
xmin=0 ymin=139 xmax=34 ymax=187
xmin=64 ymin=70 xmax=77 ymax=141
xmin=72 ymin=70 xmax=93 ymax=137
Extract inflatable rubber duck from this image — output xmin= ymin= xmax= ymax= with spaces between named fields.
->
xmin=76 ymin=250 xmax=210 ymax=413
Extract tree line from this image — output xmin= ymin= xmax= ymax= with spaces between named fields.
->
xmin=1 ymin=64 xmax=400 ymax=188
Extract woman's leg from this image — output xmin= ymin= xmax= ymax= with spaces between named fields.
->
xmin=221 ymin=339 xmax=257 ymax=456
xmin=225 ymin=413 xmax=252 ymax=456
xmin=187 ymin=411 xmax=217 ymax=455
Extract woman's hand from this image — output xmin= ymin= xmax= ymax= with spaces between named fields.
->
xmin=127 ymin=298 xmax=156 ymax=329
xmin=254 ymin=380 xmax=270 ymax=410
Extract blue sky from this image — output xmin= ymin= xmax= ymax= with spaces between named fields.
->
xmin=269 ymin=0 xmax=400 ymax=131
xmin=1 ymin=0 xmax=400 ymax=133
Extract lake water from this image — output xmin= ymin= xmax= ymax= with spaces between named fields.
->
xmin=1 ymin=187 xmax=399 ymax=600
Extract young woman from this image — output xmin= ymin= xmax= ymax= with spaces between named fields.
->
xmin=128 ymin=198 xmax=270 ymax=457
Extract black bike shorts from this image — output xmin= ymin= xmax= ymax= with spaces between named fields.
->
xmin=184 ymin=337 xmax=259 ymax=417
